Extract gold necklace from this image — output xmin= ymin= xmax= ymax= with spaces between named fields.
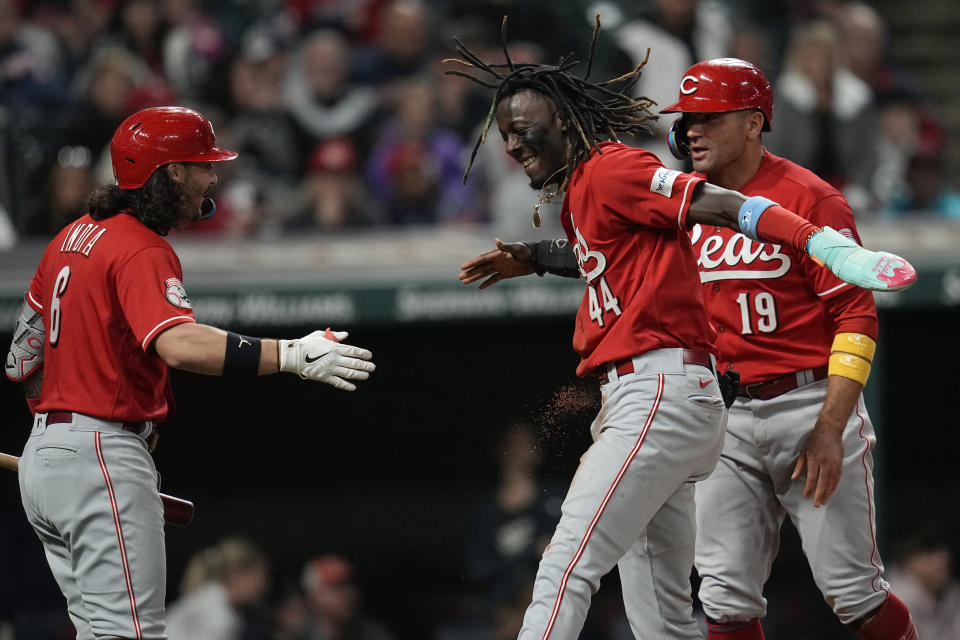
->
xmin=532 ymin=167 xmax=569 ymax=228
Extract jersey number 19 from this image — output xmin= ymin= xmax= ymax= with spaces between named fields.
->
xmin=735 ymin=291 xmax=779 ymax=335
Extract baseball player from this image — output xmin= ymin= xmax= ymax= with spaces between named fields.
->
xmin=449 ymin=21 xmax=915 ymax=640
xmin=4 ymin=106 xmax=376 ymax=640
xmin=663 ymin=58 xmax=918 ymax=640
xmin=458 ymin=56 xmax=919 ymax=640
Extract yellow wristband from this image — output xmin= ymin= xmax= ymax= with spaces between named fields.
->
xmin=828 ymin=352 xmax=871 ymax=386
xmin=831 ymin=332 xmax=876 ymax=363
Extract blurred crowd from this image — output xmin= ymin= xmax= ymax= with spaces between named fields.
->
xmin=164 ymin=541 xmax=399 ymax=640
xmin=0 ymin=0 xmax=957 ymax=250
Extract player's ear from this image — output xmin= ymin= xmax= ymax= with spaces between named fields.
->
xmin=745 ymin=110 xmax=764 ymax=139
xmin=166 ymin=163 xmax=185 ymax=184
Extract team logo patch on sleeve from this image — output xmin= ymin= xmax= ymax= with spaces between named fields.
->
xmin=164 ymin=278 xmax=192 ymax=309
xmin=650 ymin=168 xmax=680 ymax=198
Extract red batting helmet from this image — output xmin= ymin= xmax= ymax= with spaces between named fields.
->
xmin=110 ymin=106 xmax=238 ymax=189
xmin=660 ymin=58 xmax=773 ymax=131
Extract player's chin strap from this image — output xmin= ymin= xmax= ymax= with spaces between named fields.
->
xmin=198 ymin=197 xmax=217 ymax=221
xmin=667 ymin=117 xmax=690 ymax=160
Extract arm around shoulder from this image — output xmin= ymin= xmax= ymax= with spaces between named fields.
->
xmin=687 ymin=183 xmax=814 ymax=247
xmin=686 ymin=182 xmax=746 ymax=228
xmin=689 ymin=184 xmax=917 ymax=292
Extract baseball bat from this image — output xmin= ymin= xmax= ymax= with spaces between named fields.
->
xmin=0 ymin=452 xmax=194 ymax=527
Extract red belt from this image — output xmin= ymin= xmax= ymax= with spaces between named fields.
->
xmin=45 ymin=411 xmax=152 ymax=436
xmin=594 ymin=349 xmax=715 ymax=384
xmin=736 ymin=365 xmax=829 ymax=400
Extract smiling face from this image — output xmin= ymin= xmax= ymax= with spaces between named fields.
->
xmin=494 ymin=89 xmax=568 ymax=190
xmin=682 ymin=109 xmax=764 ymax=189
xmin=167 ymin=161 xmax=219 ymax=222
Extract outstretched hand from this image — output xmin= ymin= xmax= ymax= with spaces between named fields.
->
xmin=459 ymin=238 xmax=535 ymax=289
xmin=278 ymin=329 xmax=375 ymax=391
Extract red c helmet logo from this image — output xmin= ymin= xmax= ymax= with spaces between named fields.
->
xmin=679 ymin=75 xmax=699 ymax=95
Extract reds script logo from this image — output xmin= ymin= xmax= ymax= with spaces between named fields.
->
xmin=164 ymin=278 xmax=192 ymax=309
xmin=690 ymin=224 xmax=791 ymax=282
xmin=570 ymin=219 xmax=606 ymax=283
xmin=568 ymin=212 xmax=622 ymax=327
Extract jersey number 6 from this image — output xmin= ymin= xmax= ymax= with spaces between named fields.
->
xmin=49 ymin=266 xmax=71 ymax=347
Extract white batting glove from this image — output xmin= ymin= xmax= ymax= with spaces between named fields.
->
xmin=278 ymin=329 xmax=375 ymax=391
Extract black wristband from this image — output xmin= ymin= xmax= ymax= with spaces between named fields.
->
xmin=223 ymin=332 xmax=262 ymax=376
xmin=522 ymin=242 xmax=546 ymax=276
xmin=527 ymin=239 xmax=580 ymax=278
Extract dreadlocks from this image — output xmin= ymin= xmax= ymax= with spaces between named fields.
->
xmin=445 ymin=15 xmax=657 ymax=185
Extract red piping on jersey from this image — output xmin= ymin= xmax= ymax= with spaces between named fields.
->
xmin=856 ymin=401 xmax=887 ymax=595
xmin=541 ymin=374 xmax=665 ymax=640
xmin=141 ymin=316 xmax=194 ymax=349
xmin=95 ymin=432 xmax=143 ymax=639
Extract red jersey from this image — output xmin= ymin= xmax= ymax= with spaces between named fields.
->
xmin=689 ymin=151 xmax=878 ymax=384
xmin=27 ymin=212 xmax=196 ymax=422
xmin=560 ymin=142 xmax=715 ymax=377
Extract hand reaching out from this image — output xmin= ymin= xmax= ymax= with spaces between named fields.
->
xmin=278 ymin=329 xmax=375 ymax=391
xmin=459 ymin=238 xmax=536 ymax=289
